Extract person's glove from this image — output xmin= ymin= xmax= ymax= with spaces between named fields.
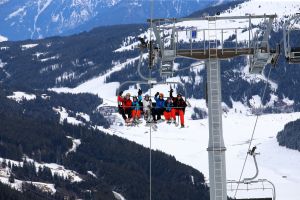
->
xmin=138 ymin=89 xmax=142 ymax=96
xmin=155 ymin=92 xmax=159 ymax=96
xmin=119 ymin=91 xmax=123 ymax=96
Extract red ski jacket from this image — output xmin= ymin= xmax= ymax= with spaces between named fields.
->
xmin=118 ymin=96 xmax=132 ymax=110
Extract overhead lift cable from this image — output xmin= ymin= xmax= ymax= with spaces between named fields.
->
xmin=234 ymin=65 xmax=274 ymax=198
xmin=149 ymin=1 xmax=154 ymax=200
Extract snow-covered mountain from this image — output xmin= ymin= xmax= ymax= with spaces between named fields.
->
xmin=0 ymin=0 xmax=228 ymax=40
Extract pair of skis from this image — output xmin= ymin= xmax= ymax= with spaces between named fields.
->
xmin=125 ymin=118 xmax=142 ymax=127
xmin=125 ymin=118 xmax=187 ymax=130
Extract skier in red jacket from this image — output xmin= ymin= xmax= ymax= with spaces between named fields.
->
xmin=117 ymin=91 xmax=133 ymax=121
xmin=170 ymin=88 xmax=187 ymax=128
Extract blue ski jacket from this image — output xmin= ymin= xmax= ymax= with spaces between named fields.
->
xmin=154 ymin=96 xmax=165 ymax=108
xmin=164 ymin=101 xmax=173 ymax=112
xmin=132 ymin=101 xmax=140 ymax=111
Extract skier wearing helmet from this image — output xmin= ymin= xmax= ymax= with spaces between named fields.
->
xmin=170 ymin=88 xmax=187 ymax=128
xmin=117 ymin=91 xmax=133 ymax=121
xmin=131 ymin=96 xmax=141 ymax=121
xmin=143 ymin=94 xmax=154 ymax=123
xmin=154 ymin=92 xmax=165 ymax=121
xmin=164 ymin=97 xmax=176 ymax=123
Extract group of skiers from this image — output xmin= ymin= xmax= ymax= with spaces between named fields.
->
xmin=117 ymin=88 xmax=187 ymax=128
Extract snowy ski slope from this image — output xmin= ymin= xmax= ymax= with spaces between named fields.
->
xmin=106 ymin=107 xmax=300 ymax=200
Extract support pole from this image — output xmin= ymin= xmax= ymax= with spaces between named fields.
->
xmin=206 ymin=59 xmax=227 ymax=200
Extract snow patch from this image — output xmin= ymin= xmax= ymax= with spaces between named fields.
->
xmin=39 ymin=55 xmax=60 ymax=62
xmin=113 ymin=191 xmax=126 ymax=200
xmin=53 ymin=107 xmax=84 ymax=125
xmin=241 ymin=64 xmax=278 ymax=92
xmin=41 ymin=93 xmax=51 ymax=100
xmin=0 ymin=176 xmax=24 ymax=192
xmin=0 ymin=157 xmax=82 ymax=183
xmin=0 ymin=59 xmax=7 ymax=68
xmin=55 ymin=71 xmax=75 ymax=83
xmin=30 ymin=182 xmax=56 ymax=194
xmin=66 ymin=136 xmax=81 ymax=156
xmin=249 ymin=95 xmax=262 ymax=109
xmin=190 ymin=175 xmax=195 ymax=185
xmin=39 ymin=162 xmax=82 ymax=183
xmin=7 ymin=91 xmax=36 ymax=102
xmin=76 ymin=112 xmax=90 ymax=122
xmin=266 ymin=93 xmax=279 ymax=107
xmin=21 ymin=43 xmax=39 ymax=50
xmin=282 ymin=96 xmax=294 ymax=106
xmin=0 ymin=35 xmax=8 ymax=42
xmin=114 ymin=36 xmax=137 ymax=52
xmin=0 ymin=46 xmax=9 ymax=50
xmin=87 ymin=171 xmax=97 ymax=178
xmin=40 ymin=64 xmax=61 ymax=73
xmin=0 ymin=159 xmax=56 ymax=194
xmin=6 ymin=6 xmax=27 ymax=20
xmin=33 ymin=52 xmax=47 ymax=58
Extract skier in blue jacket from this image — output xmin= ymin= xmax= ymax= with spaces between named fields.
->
xmin=154 ymin=92 xmax=165 ymax=121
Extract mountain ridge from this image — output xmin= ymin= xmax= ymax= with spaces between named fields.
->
xmin=0 ymin=0 xmax=229 ymax=40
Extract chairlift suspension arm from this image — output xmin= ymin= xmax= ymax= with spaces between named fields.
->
xmin=243 ymin=149 xmax=259 ymax=182
xmin=148 ymin=14 xmax=277 ymax=23
xmin=262 ymin=17 xmax=275 ymax=51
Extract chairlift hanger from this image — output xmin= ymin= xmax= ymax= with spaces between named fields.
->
xmin=283 ymin=13 xmax=300 ymax=64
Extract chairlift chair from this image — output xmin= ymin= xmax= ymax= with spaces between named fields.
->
xmin=236 ymin=198 xmax=272 ymax=200
xmin=228 ymin=179 xmax=275 ymax=200
xmin=116 ymin=80 xmax=188 ymax=102
xmin=283 ymin=13 xmax=300 ymax=64
xmin=227 ymin=147 xmax=276 ymax=200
